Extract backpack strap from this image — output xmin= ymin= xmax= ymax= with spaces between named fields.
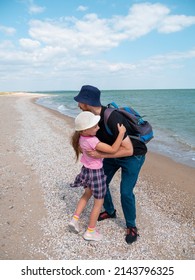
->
xmin=104 ymin=108 xmax=116 ymax=135
xmin=108 ymin=102 xmax=119 ymax=109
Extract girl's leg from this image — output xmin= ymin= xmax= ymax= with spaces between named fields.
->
xmin=69 ymin=187 xmax=92 ymax=233
xmin=83 ymin=197 xmax=104 ymax=241
xmin=74 ymin=187 xmax=92 ymax=216
xmin=88 ymin=198 xmax=104 ymax=228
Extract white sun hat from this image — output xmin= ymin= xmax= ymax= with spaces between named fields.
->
xmin=75 ymin=111 xmax=100 ymax=131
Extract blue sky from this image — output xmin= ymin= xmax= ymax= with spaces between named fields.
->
xmin=0 ymin=0 xmax=195 ymax=91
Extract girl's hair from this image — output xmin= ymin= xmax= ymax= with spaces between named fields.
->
xmin=71 ymin=131 xmax=81 ymax=161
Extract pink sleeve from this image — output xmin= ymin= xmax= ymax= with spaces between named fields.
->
xmin=88 ymin=136 xmax=100 ymax=149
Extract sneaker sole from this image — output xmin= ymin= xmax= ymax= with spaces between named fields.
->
xmin=83 ymin=234 xmax=103 ymax=242
xmin=68 ymin=223 xmax=79 ymax=234
xmin=98 ymin=215 xmax=116 ymax=221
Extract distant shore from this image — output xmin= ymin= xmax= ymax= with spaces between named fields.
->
xmin=0 ymin=92 xmax=194 ymax=260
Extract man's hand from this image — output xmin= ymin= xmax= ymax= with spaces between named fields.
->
xmin=87 ymin=150 xmax=102 ymax=158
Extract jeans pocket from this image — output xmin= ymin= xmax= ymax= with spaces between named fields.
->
xmin=134 ymin=155 xmax=145 ymax=168
xmin=134 ymin=155 xmax=143 ymax=161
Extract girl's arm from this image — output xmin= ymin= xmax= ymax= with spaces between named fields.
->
xmin=89 ymin=135 xmax=133 ymax=158
xmin=95 ymin=124 xmax=126 ymax=154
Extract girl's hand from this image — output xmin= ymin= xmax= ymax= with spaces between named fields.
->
xmin=117 ymin=123 xmax=126 ymax=134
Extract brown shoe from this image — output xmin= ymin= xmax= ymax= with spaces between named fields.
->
xmin=98 ymin=210 xmax=116 ymax=221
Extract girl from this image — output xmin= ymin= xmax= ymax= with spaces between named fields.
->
xmin=69 ymin=111 xmax=126 ymax=241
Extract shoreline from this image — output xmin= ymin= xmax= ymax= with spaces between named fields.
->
xmin=34 ymin=95 xmax=195 ymax=193
xmin=34 ymin=93 xmax=195 ymax=169
xmin=0 ymin=92 xmax=194 ymax=260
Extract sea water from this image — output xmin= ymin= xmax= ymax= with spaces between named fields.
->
xmin=35 ymin=89 xmax=195 ymax=168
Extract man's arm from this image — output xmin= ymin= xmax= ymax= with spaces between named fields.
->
xmin=88 ymin=136 xmax=133 ymax=158
xmin=95 ymin=124 xmax=126 ymax=154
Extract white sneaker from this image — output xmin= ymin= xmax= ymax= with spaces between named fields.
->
xmin=83 ymin=229 xmax=103 ymax=241
xmin=68 ymin=218 xmax=80 ymax=234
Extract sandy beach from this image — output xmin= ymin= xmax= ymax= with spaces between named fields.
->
xmin=0 ymin=93 xmax=194 ymax=260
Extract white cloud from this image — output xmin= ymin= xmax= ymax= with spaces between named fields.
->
xmin=28 ymin=17 xmax=118 ymax=55
xmin=1 ymin=3 xmax=195 ymax=64
xmin=112 ymin=3 xmax=195 ymax=39
xmin=0 ymin=2 xmax=195 ymax=90
xmin=0 ymin=47 xmax=194 ymax=90
xmin=0 ymin=41 xmax=14 ymax=49
xmin=112 ymin=3 xmax=170 ymax=39
xmin=27 ymin=0 xmax=45 ymax=14
xmin=159 ymin=15 xmax=195 ymax=33
xmin=0 ymin=25 xmax=16 ymax=36
xmin=19 ymin=38 xmax=41 ymax=49
xmin=28 ymin=4 xmax=45 ymax=14
xmin=136 ymin=49 xmax=195 ymax=75
xmin=77 ymin=5 xmax=88 ymax=12
xmin=24 ymin=3 xmax=195 ymax=57
xmin=108 ymin=62 xmax=136 ymax=72
xmin=1 ymin=44 xmax=192 ymax=78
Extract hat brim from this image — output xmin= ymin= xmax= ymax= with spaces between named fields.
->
xmin=75 ymin=115 xmax=100 ymax=131
xmin=74 ymin=95 xmax=101 ymax=106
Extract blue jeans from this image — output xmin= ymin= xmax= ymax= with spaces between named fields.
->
xmin=103 ymin=155 xmax=145 ymax=227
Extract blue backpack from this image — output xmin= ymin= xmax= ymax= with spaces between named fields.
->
xmin=104 ymin=102 xmax=154 ymax=144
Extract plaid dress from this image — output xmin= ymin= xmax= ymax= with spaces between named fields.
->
xmin=70 ymin=165 xmax=107 ymax=199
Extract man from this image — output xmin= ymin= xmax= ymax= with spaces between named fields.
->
xmin=74 ymin=85 xmax=147 ymax=244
